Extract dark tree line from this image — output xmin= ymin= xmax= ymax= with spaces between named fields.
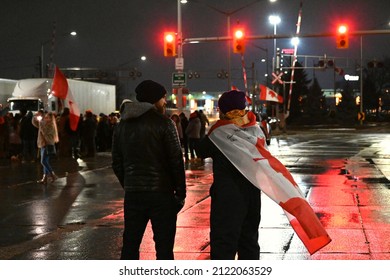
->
xmin=281 ymin=56 xmax=390 ymax=124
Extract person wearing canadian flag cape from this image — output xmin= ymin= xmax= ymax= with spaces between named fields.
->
xmin=195 ymin=90 xmax=331 ymax=260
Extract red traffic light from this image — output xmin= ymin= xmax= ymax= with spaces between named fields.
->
xmin=338 ymin=25 xmax=348 ymax=34
xmin=164 ymin=32 xmax=177 ymax=57
xmin=234 ymin=29 xmax=244 ymax=39
xmin=233 ymin=28 xmax=245 ymax=54
xmin=336 ymin=24 xmax=349 ymax=49
xmin=165 ymin=33 xmax=174 ymax=43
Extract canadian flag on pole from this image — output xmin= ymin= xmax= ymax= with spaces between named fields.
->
xmin=259 ymin=84 xmax=284 ymax=103
xmin=51 ymin=66 xmax=80 ymax=131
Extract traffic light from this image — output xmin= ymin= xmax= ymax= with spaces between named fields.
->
xmin=164 ymin=32 xmax=177 ymax=57
xmin=336 ymin=25 xmax=349 ymax=49
xmin=233 ymin=28 xmax=245 ymax=54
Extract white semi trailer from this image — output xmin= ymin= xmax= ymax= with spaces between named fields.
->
xmin=6 ymin=78 xmax=116 ymax=116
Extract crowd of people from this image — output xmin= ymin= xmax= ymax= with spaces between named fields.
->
xmin=1 ymin=80 xmax=267 ymax=260
xmin=170 ymin=109 xmax=209 ymax=162
xmin=0 ymin=105 xmax=210 ymax=165
xmin=0 ymin=107 xmax=120 ymax=163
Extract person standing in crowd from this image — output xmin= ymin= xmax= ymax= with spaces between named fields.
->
xmin=57 ymin=108 xmax=72 ymax=157
xmin=68 ymin=114 xmax=81 ymax=159
xmin=32 ymin=111 xmax=59 ymax=184
xmin=170 ymin=113 xmax=183 ymax=148
xmin=8 ymin=112 xmax=22 ymax=161
xmin=80 ymin=110 xmax=97 ymax=157
xmin=185 ymin=111 xmax=201 ymax=160
xmin=96 ymin=113 xmax=110 ymax=152
xmin=112 ymin=80 xmax=186 ymax=260
xmin=179 ymin=112 xmax=189 ymax=161
xmin=198 ymin=109 xmax=209 ymax=139
xmin=195 ymin=90 xmax=261 ymax=260
xmin=19 ymin=109 xmax=38 ymax=163
xmin=108 ymin=113 xmax=119 ymax=151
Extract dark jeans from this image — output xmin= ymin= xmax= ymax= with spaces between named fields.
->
xmin=121 ymin=192 xmax=178 ymax=260
xmin=182 ymin=137 xmax=189 ymax=160
xmin=210 ymin=182 xmax=261 ymax=260
xmin=188 ymin=138 xmax=199 ymax=159
xmin=40 ymin=146 xmax=53 ymax=175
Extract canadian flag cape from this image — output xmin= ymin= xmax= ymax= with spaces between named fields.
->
xmin=51 ymin=66 xmax=80 ymax=131
xmin=208 ymin=111 xmax=331 ymax=255
xmin=259 ymin=84 xmax=283 ymax=103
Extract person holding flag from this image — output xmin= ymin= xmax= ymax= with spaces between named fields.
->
xmin=195 ymin=90 xmax=331 ymax=260
xmin=51 ymin=66 xmax=80 ymax=133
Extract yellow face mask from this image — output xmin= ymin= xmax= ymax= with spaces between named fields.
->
xmin=221 ymin=109 xmax=250 ymax=127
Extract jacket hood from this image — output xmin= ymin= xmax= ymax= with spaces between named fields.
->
xmin=119 ymin=99 xmax=154 ymax=120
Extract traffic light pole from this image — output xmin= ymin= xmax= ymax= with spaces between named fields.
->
xmin=177 ymin=0 xmax=184 ymax=112
xmin=183 ymin=29 xmax=390 ymax=44
xmin=178 ymin=28 xmax=389 ymax=118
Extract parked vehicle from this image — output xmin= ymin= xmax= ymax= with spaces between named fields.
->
xmin=0 ymin=78 xmax=18 ymax=107
xmin=7 ymin=78 xmax=116 ymax=116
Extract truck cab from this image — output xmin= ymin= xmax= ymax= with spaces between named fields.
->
xmin=7 ymin=97 xmax=45 ymax=115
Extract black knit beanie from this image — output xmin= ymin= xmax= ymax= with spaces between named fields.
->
xmin=218 ymin=90 xmax=247 ymax=114
xmin=135 ymin=80 xmax=167 ymax=104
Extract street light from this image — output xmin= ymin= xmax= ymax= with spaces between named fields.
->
xmin=268 ymin=15 xmax=281 ymax=127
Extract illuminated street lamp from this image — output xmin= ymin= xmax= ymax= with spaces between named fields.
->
xmin=291 ymin=37 xmax=299 ymax=47
xmin=268 ymin=15 xmax=281 ymax=126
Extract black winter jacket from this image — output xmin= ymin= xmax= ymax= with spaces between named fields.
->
xmin=111 ymin=101 xmax=186 ymax=200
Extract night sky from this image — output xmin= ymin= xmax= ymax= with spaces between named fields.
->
xmin=1 ymin=0 xmax=389 ymax=97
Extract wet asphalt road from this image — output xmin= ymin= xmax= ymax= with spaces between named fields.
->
xmin=0 ymin=125 xmax=389 ymax=260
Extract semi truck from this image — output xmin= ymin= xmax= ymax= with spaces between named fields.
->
xmin=0 ymin=78 xmax=18 ymax=108
xmin=6 ymin=78 xmax=116 ymax=116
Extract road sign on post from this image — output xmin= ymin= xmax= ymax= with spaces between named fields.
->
xmin=175 ymin=57 xmax=184 ymax=71
xmin=358 ymin=112 xmax=365 ymax=121
xmin=172 ymin=72 xmax=186 ymax=87
xmin=272 ymin=72 xmax=283 ymax=85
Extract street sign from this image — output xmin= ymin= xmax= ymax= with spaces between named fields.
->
xmin=272 ymin=72 xmax=283 ymax=85
xmin=357 ymin=112 xmax=365 ymax=121
xmin=175 ymin=57 xmax=184 ymax=71
xmin=172 ymin=72 xmax=186 ymax=87
xmin=282 ymin=48 xmax=294 ymax=54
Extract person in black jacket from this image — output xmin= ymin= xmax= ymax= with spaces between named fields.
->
xmin=112 ymin=80 xmax=186 ymax=260
xmin=195 ymin=90 xmax=261 ymax=260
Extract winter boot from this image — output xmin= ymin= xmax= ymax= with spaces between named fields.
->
xmin=37 ymin=174 xmax=48 ymax=184
xmin=49 ymin=172 xmax=58 ymax=183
